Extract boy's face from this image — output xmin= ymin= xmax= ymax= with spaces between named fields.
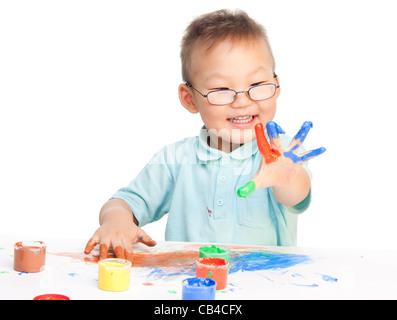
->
xmin=180 ymin=38 xmax=279 ymax=152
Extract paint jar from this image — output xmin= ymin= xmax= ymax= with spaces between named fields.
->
xmin=33 ymin=294 xmax=70 ymax=300
xmin=199 ymin=245 xmax=231 ymax=270
xmin=98 ymin=258 xmax=132 ymax=292
xmin=182 ymin=277 xmax=216 ymax=300
xmin=14 ymin=241 xmax=46 ymax=273
xmin=195 ymin=257 xmax=228 ymax=290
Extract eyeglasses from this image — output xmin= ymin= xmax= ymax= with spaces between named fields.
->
xmin=186 ymin=76 xmax=279 ymax=106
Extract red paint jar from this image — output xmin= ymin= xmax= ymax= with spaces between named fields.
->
xmin=196 ymin=257 xmax=228 ymax=290
xmin=33 ymin=294 xmax=70 ymax=300
xmin=14 ymin=241 xmax=46 ymax=273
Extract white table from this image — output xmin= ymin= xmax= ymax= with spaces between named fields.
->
xmin=1 ymin=235 xmax=396 ymax=300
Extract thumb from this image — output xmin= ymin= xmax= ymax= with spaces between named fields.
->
xmin=237 ymin=180 xmax=256 ymax=198
xmin=237 ymin=158 xmax=267 ymax=198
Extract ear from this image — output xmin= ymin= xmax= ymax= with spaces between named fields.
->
xmin=179 ymin=83 xmax=199 ymax=114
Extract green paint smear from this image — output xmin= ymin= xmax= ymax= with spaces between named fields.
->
xmin=200 ymin=245 xmax=226 ymax=254
xmin=237 ymin=181 xmax=256 ymax=198
xmin=167 ymin=290 xmax=177 ymax=294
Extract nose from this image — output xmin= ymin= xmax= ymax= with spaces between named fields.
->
xmin=231 ymin=90 xmax=252 ymax=108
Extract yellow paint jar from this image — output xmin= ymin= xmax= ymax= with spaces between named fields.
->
xmin=98 ymin=258 xmax=132 ymax=292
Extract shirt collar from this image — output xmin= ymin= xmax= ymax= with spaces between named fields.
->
xmin=196 ymin=126 xmax=259 ymax=162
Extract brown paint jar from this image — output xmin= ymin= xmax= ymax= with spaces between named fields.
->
xmin=14 ymin=241 xmax=46 ymax=273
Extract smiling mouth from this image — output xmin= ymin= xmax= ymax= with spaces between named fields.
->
xmin=228 ymin=115 xmax=255 ymax=124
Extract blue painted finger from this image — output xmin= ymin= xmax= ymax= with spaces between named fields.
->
xmin=289 ymin=121 xmax=313 ymax=148
xmin=300 ymin=147 xmax=326 ymax=161
xmin=266 ymin=121 xmax=285 ymax=140
xmin=284 ymin=147 xmax=326 ymax=164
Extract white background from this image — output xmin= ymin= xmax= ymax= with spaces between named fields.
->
xmin=1 ymin=0 xmax=396 ymax=250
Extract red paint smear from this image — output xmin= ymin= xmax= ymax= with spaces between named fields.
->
xmin=51 ymin=250 xmax=199 ymax=268
xmin=133 ymin=251 xmax=198 ymax=268
xmin=142 ymin=282 xmax=154 ymax=286
xmin=51 ymin=243 xmax=270 ymax=269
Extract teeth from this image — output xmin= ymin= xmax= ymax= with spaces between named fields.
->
xmin=229 ymin=116 xmax=253 ymax=123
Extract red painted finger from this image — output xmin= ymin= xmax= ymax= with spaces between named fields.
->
xmin=114 ymin=246 xmax=125 ymax=259
xmin=121 ymin=239 xmax=134 ymax=264
xmin=125 ymin=250 xmax=134 ymax=264
xmin=99 ymin=243 xmax=109 ymax=261
xmin=84 ymin=239 xmax=97 ymax=254
xmin=255 ymin=122 xmax=280 ymax=164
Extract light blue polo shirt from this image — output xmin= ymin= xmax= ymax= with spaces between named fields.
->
xmin=112 ymin=127 xmax=311 ymax=246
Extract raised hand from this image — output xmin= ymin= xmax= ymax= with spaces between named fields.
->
xmin=237 ymin=121 xmax=326 ymax=198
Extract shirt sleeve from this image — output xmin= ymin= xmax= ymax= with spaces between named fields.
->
xmin=111 ymin=146 xmax=175 ymax=227
xmin=287 ymin=188 xmax=311 ymax=214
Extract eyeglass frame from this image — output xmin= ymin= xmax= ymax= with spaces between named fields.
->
xmin=186 ymin=74 xmax=280 ymax=106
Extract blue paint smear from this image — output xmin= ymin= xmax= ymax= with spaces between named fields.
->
xmin=143 ymin=250 xmax=313 ymax=282
xmin=68 ymin=272 xmax=79 ymax=277
xmin=229 ymin=251 xmax=312 ymax=273
xmin=146 ymin=266 xmax=195 ymax=281
xmin=291 ymin=283 xmax=319 ymax=288
xmin=292 ymin=273 xmax=304 ymax=278
xmin=321 ymin=274 xmax=338 ymax=283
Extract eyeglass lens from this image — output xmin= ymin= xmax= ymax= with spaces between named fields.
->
xmin=207 ymin=84 xmax=276 ymax=105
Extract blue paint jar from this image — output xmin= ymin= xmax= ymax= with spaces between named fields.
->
xmin=182 ymin=277 xmax=216 ymax=300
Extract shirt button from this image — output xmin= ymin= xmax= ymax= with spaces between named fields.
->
xmin=219 ymin=175 xmax=226 ymax=182
xmin=216 ymin=199 xmax=223 ymax=206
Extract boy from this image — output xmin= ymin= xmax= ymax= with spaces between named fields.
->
xmin=85 ymin=9 xmax=325 ymax=262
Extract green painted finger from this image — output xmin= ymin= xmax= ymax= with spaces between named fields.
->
xmin=237 ymin=181 xmax=256 ymax=198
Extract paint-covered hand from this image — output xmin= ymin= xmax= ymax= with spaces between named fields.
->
xmin=237 ymin=121 xmax=326 ymax=198
xmin=84 ymin=217 xmax=156 ymax=263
